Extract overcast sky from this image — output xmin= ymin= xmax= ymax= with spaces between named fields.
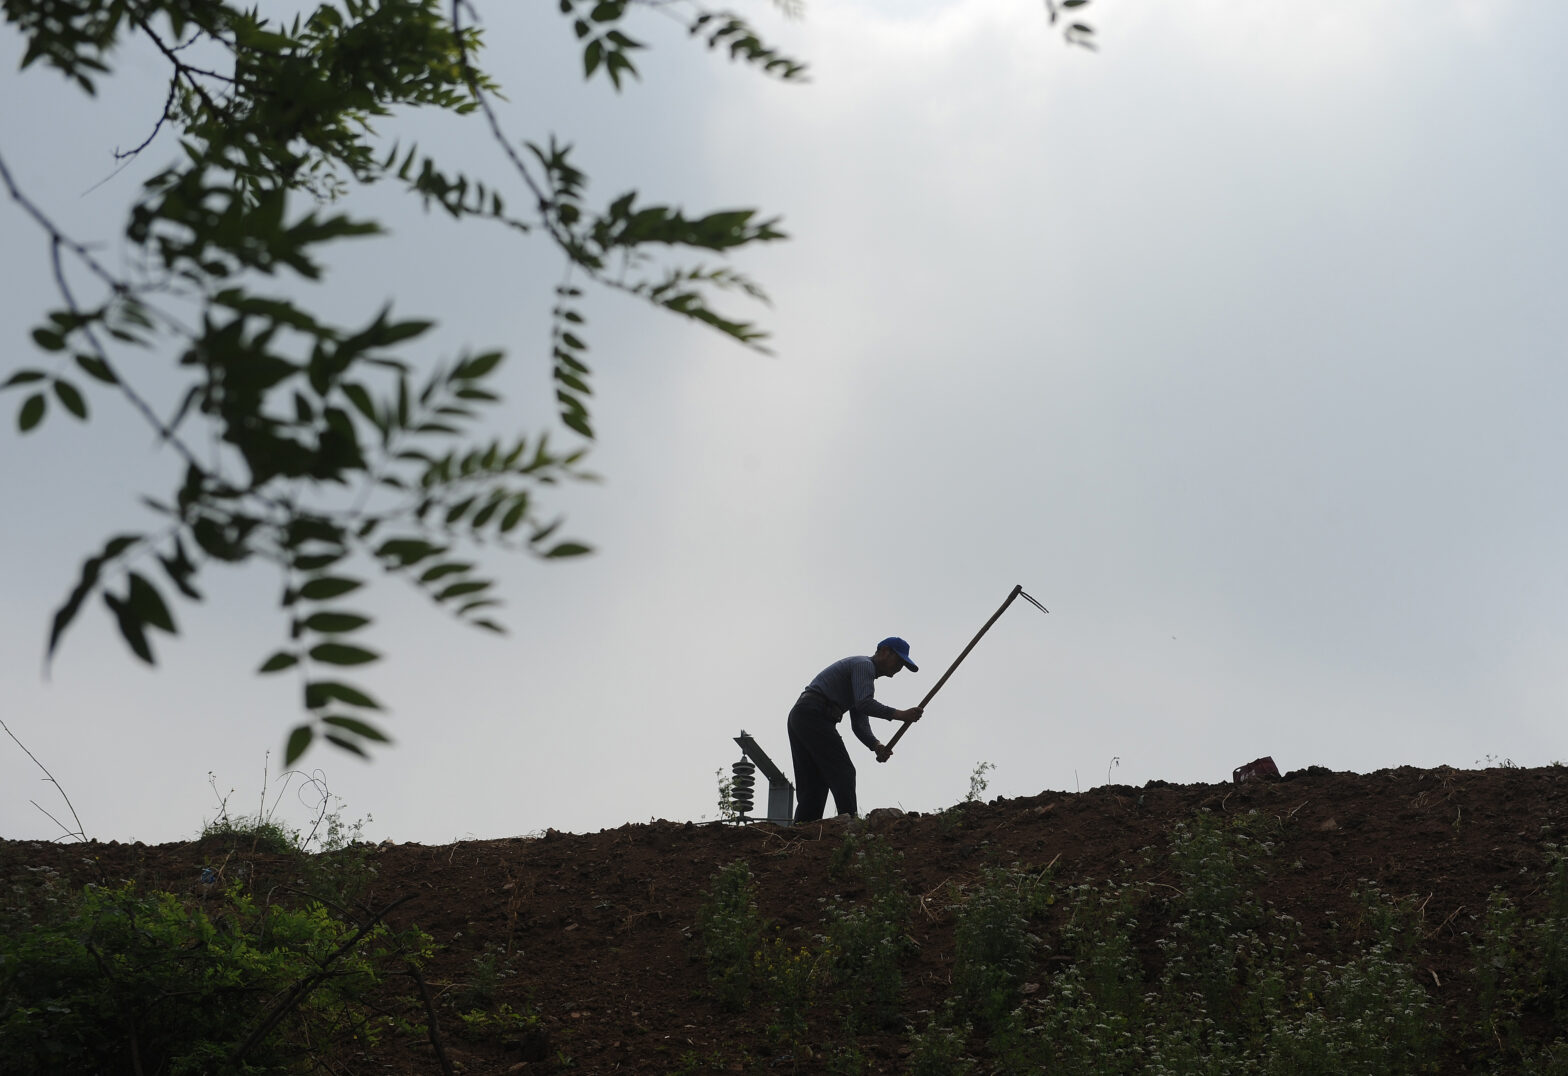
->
xmin=3 ymin=0 xmax=1565 ymax=845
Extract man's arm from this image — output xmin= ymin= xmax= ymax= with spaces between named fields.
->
xmin=871 ymin=707 xmax=922 ymax=762
xmin=849 ymin=711 xmax=882 ymax=752
xmin=851 ymin=706 xmax=923 ymax=762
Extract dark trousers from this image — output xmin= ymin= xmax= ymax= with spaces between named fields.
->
xmin=788 ymin=694 xmax=856 ymax=822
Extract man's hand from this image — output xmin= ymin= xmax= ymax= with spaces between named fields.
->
xmin=874 ymin=744 xmax=893 ymax=763
xmin=898 ymin=707 xmax=923 ymax=723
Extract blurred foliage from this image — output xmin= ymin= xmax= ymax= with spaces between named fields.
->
xmin=0 ymin=0 xmax=1094 ymax=761
xmin=0 ymin=0 xmax=804 ymax=761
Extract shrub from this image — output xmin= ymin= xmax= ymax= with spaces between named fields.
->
xmin=0 ymin=881 xmax=401 ymax=1074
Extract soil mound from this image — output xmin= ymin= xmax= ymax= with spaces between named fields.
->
xmin=4 ymin=763 xmax=1566 ymax=1073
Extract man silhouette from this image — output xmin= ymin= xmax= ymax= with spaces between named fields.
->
xmin=787 ymin=637 xmax=923 ymax=822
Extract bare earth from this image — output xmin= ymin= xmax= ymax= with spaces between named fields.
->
xmin=3 ymin=763 xmax=1565 ymax=1073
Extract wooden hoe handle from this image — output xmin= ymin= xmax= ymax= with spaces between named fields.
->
xmin=885 ymin=584 xmax=1026 ymax=751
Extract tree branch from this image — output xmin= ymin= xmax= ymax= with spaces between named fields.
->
xmin=449 ymin=0 xmax=561 ymax=241
xmin=115 ymin=75 xmax=180 ymax=161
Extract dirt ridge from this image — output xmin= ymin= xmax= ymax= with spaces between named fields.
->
xmin=5 ymin=763 xmax=1567 ymax=1072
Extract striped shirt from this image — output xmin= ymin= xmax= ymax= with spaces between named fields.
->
xmin=803 ymin=655 xmax=899 ymax=750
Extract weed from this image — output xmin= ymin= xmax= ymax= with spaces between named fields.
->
xmin=1158 ymin=812 xmax=1274 ymax=1021
xmin=952 ymin=864 xmax=1041 ymax=1028
xmin=696 ymin=860 xmax=764 ymax=1012
xmin=966 ymin=761 xmax=995 ymax=803
xmin=755 ymin=935 xmax=827 ymax=1058
xmin=822 ymin=832 xmax=913 ymax=1030
xmin=455 ymin=1001 xmax=542 ymax=1037
xmin=1537 ymin=843 xmax=1568 ymax=1013
xmin=938 ymin=761 xmax=996 ymax=835
xmin=287 ymin=830 xmax=378 ymax=924
xmin=1061 ymin=878 xmax=1144 ymax=1017
xmin=200 ymin=808 xmax=298 ymax=854
xmin=1518 ymin=1039 xmax=1568 ymax=1076
xmin=671 ymin=1047 xmax=743 ymax=1075
xmin=827 ymin=1038 xmax=870 ymax=1074
xmin=201 ymin=763 xmax=301 ymax=853
xmin=452 ymin=943 xmax=519 ymax=1011
xmin=714 ymin=766 xmax=740 ymax=822
xmin=907 ymin=1012 xmax=976 ymax=1076
xmin=1266 ymin=947 xmax=1434 ymax=1072
xmin=1469 ymin=841 xmax=1568 ymax=1067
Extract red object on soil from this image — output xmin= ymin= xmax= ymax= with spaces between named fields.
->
xmin=1233 ymin=756 xmax=1281 ymax=783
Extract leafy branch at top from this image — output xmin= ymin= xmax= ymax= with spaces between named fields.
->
xmin=3 ymin=0 xmax=1097 ymax=761
xmin=1 ymin=0 xmax=798 ymax=762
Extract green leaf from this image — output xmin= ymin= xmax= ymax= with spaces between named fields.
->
xmin=127 ymin=572 xmax=177 ymax=634
xmin=562 ymin=411 xmax=593 ymax=439
xmin=103 ymin=592 xmax=154 ymax=664
xmin=419 ymin=562 xmax=472 ymax=583
xmin=453 ymin=351 xmax=503 ymax=381
xmin=31 ymin=328 xmax=66 ymax=351
xmin=470 ymin=496 xmax=505 ymax=529
xmin=436 ymin=580 xmax=489 ymax=601
xmin=321 ymin=714 xmax=392 ymax=743
xmin=305 ymin=680 xmax=384 ymax=711
xmin=292 ymin=552 xmax=346 ymax=572
xmin=323 ymin=733 xmax=369 ymax=758
xmin=375 ymin=538 xmax=442 ymax=566
xmin=157 ymin=552 xmax=202 ymax=601
xmin=343 ymin=382 xmax=378 ymax=425
xmin=284 ymin=724 xmax=315 ymax=766
xmin=499 ymin=496 xmax=530 ymax=533
xmin=381 ymin=317 xmax=435 ymax=345
xmin=303 ymin=612 xmax=371 ymax=634
xmin=309 ymin=642 xmax=379 ymax=666
xmin=298 ymin=576 xmax=363 ymax=601
xmin=3 ymin=369 xmax=47 ymax=389
xmin=545 ymin=541 xmax=593 ymax=558
xmin=74 ymin=353 xmax=118 ymax=384
xmin=48 ymin=533 xmax=140 ymax=661
xmin=259 ymin=651 xmax=300 ymax=674
xmin=18 ymin=393 xmax=46 ymax=432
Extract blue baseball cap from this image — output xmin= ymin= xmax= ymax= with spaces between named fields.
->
xmin=877 ymin=637 xmax=918 ymax=672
